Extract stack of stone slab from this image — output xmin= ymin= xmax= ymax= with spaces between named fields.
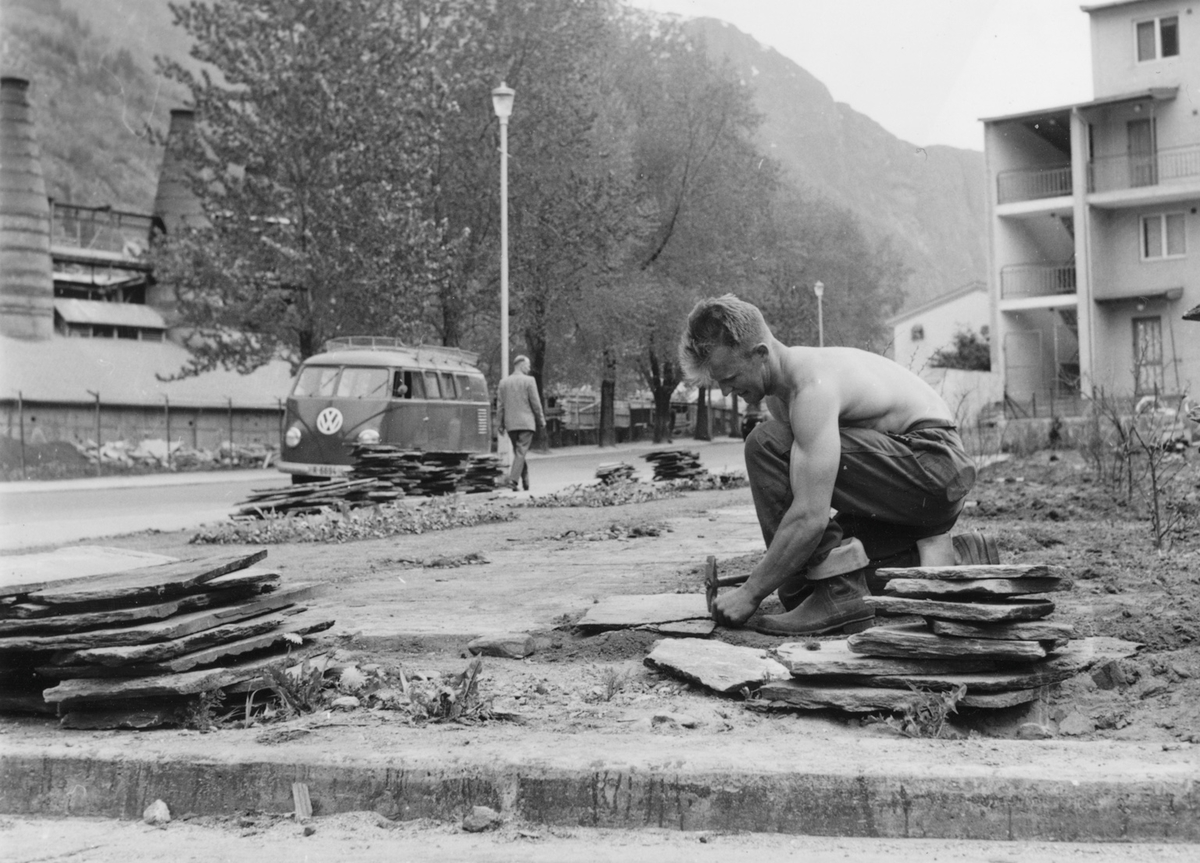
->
xmin=643 ymin=449 xmax=705 ymax=481
xmin=350 ymin=445 xmax=504 ymax=496
xmin=0 ymin=550 xmax=331 ymax=729
xmin=595 ymin=462 xmax=636 ymax=484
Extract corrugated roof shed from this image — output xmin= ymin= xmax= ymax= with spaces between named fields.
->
xmin=54 ymin=299 xmax=166 ymax=329
xmin=0 ymin=336 xmax=294 ymax=409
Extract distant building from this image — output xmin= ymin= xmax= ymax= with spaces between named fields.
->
xmin=0 ymin=78 xmax=291 ymax=452
xmin=887 ymin=280 xmax=989 ymax=375
xmin=983 ymin=0 xmax=1200 ymax=416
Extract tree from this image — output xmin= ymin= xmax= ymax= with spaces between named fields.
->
xmin=153 ymin=0 xmax=480 ymax=374
xmin=930 ymin=329 xmax=991 ymax=371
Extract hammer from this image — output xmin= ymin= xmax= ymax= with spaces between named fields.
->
xmin=704 ymin=555 xmax=748 ymax=612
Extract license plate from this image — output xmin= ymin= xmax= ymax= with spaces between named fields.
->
xmin=281 ymin=462 xmax=349 ymax=477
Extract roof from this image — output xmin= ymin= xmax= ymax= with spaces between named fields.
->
xmin=1184 ymin=304 xmax=1200 ymax=322
xmin=1080 ymin=0 xmax=1156 ymax=13
xmin=54 ymin=299 xmax=165 ymax=330
xmin=981 ymin=87 xmax=1177 ymax=124
xmin=886 ymin=282 xmax=987 ymax=327
xmin=0 ymin=335 xmax=295 ymax=409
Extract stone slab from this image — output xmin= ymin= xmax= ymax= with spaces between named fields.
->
xmin=773 ymin=639 xmax=1020 ymax=677
xmin=959 ymin=686 xmax=1048 ymax=709
xmin=868 ymin=595 xmax=1055 ymax=622
xmin=577 ymin=594 xmax=709 ymax=631
xmin=643 ymin=637 xmax=790 ymax=694
xmin=756 ymin=679 xmax=923 ymax=712
xmin=852 ymin=637 xmax=1141 ymax=693
xmin=0 ymin=546 xmax=177 ymax=594
xmin=638 ymin=619 xmax=716 ymax=637
xmin=26 ymin=550 xmax=267 ymax=605
xmin=849 ymin=623 xmax=1047 ymax=661
xmin=875 ymin=564 xmax=1065 ymax=581
xmin=931 ymin=619 xmax=1076 ymax=642
xmin=883 ymin=577 xmax=1072 ymax=600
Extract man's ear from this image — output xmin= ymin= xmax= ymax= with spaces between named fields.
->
xmin=751 ymin=343 xmax=770 ymax=359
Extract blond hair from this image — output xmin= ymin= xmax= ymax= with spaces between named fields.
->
xmin=678 ymin=294 xmax=770 ymax=383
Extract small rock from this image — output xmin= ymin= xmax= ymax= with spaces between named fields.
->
xmin=303 ymin=825 xmax=316 ymax=837
xmin=143 ymin=799 xmax=171 ymax=826
xmin=1091 ymin=660 xmax=1128 ymax=690
xmin=1058 ymin=712 xmax=1094 ymax=736
xmin=1016 ymin=722 xmax=1054 ymax=740
xmin=462 ymin=805 xmax=502 ymax=833
xmin=467 ymin=633 xmax=537 ymax=659
xmin=652 ymin=711 xmax=698 ymax=728
xmin=330 ymin=695 xmax=361 ymax=710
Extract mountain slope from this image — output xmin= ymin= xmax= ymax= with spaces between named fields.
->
xmin=686 ymin=17 xmax=987 ymax=311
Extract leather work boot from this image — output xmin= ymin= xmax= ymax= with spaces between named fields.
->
xmin=776 ymin=538 xmax=870 ymax=611
xmin=755 ymin=570 xmax=874 ymax=636
xmin=953 ymin=531 xmax=1001 ymax=565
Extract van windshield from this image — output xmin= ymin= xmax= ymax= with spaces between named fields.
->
xmin=336 ymin=367 xmax=390 ymax=399
xmin=293 ymin=365 xmax=339 ymax=397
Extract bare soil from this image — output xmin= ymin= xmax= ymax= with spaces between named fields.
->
xmin=7 ymin=448 xmax=1200 ymax=745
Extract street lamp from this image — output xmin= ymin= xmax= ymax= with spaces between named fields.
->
xmin=492 ymin=82 xmax=515 ymax=379
xmin=813 ymin=280 xmax=825 ymax=347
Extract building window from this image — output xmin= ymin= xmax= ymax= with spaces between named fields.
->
xmin=1141 ymin=213 xmax=1186 ymax=259
xmin=1137 ymin=15 xmax=1179 ymax=62
xmin=910 ymin=324 xmax=925 ymax=341
xmin=1132 ymin=316 xmax=1165 ymax=395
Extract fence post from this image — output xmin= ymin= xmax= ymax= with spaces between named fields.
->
xmin=164 ymin=394 xmax=171 ymax=471
xmin=17 ymin=390 xmax=26 ymax=480
xmin=227 ymin=397 xmax=234 ymax=465
xmin=86 ymin=389 xmax=101 ymax=476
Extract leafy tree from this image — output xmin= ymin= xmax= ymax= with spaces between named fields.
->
xmin=153 ymin=0 xmax=479 ymax=374
xmin=930 ymin=328 xmax=991 ymax=371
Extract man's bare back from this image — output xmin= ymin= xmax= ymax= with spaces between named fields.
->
xmin=769 ymin=345 xmax=954 ymax=437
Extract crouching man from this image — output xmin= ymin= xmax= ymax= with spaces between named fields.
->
xmin=679 ymin=294 xmax=977 ymax=635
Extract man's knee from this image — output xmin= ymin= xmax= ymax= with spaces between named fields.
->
xmin=745 ymin=420 xmax=791 ymax=474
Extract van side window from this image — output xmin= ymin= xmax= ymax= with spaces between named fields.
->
xmin=423 ymin=371 xmax=442 ymax=399
xmin=459 ymin=373 xmax=489 ymax=402
xmin=399 ymin=370 xmax=424 ymax=399
xmin=440 ymin=372 xmax=458 ymax=399
xmin=392 ymin=371 xmax=409 ymax=398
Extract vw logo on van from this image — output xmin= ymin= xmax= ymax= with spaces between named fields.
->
xmin=316 ymin=407 xmax=344 ymax=435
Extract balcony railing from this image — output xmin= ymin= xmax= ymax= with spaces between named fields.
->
xmin=1089 ymin=143 xmax=1200 ymax=193
xmin=50 ymin=202 xmax=156 ymax=259
xmin=997 ymin=164 xmax=1073 ymax=204
xmin=1000 ymin=263 xmax=1077 ymax=300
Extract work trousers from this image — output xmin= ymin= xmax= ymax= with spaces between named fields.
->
xmin=507 ymin=430 xmax=535 ymax=488
xmin=745 ymin=419 xmax=976 ymax=574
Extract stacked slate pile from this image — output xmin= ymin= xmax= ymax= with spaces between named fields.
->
xmin=643 ymin=448 xmax=705 ymax=481
xmin=0 ymin=549 xmax=332 ymax=729
xmin=235 ymin=477 xmax=400 ymax=517
xmin=349 ymin=445 xmax=504 ymax=496
xmin=756 ymin=562 xmax=1110 ymax=713
xmin=595 ymin=462 xmax=636 ymax=484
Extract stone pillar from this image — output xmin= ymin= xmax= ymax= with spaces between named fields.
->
xmin=0 ymin=77 xmax=54 ymax=340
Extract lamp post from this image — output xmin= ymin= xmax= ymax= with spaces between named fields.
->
xmin=813 ymin=280 xmax=825 ymax=347
xmin=492 ymin=82 xmax=515 ymax=379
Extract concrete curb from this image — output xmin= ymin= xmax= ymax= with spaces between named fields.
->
xmin=2 ymin=737 xmax=1197 ymax=841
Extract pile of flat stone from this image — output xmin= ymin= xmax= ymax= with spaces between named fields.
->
xmin=0 ymin=550 xmax=330 ymax=729
xmin=762 ymin=562 xmax=1101 ymax=712
xmin=643 ymin=448 xmax=704 ymax=481
xmin=235 ymin=477 xmax=402 ymax=516
xmin=350 ymin=446 xmax=504 ymax=495
xmin=595 ymin=462 xmax=636 ymax=484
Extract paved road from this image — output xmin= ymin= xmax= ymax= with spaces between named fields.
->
xmin=0 ymin=440 xmax=746 ymax=552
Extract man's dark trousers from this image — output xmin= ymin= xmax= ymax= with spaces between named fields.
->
xmin=745 ymin=419 xmax=976 ymax=569
xmin=508 ymin=430 xmax=534 ymax=489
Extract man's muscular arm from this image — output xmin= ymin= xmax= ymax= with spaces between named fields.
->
xmin=711 ymin=381 xmax=842 ymax=626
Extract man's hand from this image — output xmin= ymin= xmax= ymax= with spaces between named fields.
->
xmin=711 ymin=584 xmax=760 ymax=628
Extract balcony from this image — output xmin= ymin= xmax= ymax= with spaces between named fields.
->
xmin=996 ymin=164 xmax=1072 ymax=204
xmin=50 ymin=202 xmax=156 ymax=263
xmin=1000 ymin=263 xmax=1076 ymax=300
xmin=1089 ymin=143 xmax=1200 ymax=193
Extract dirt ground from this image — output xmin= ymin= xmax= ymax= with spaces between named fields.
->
xmin=5 ymin=448 xmax=1200 ymax=746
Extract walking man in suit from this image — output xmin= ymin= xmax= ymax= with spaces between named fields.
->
xmin=496 ymin=355 xmax=546 ymax=491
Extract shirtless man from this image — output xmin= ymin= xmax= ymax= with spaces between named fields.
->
xmin=679 ymin=294 xmax=977 ymax=635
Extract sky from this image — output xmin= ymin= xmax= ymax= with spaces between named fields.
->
xmin=629 ymin=0 xmax=1097 ymax=151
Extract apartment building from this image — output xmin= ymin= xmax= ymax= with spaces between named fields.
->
xmin=983 ymin=0 xmax=1200 ymax=416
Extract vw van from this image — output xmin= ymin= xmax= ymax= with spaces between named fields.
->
xmin=277 ymin=337 xmax=491 ymax=482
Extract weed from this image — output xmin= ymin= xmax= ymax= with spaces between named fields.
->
xmin=403 ymin=657 xmax=493 ymax=722
xmin=181 ymin=689 xmax=225 ymax=731
xmin=868 ymin=684 xmax=967 ymax=738
xmin=596 ymin=665 xmax=630 ymax=702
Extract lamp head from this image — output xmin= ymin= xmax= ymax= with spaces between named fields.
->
xmin=491 ymin=83 xmax=515 ymax=120
xmin=813 ymin=281 xmax=825 ymax=299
